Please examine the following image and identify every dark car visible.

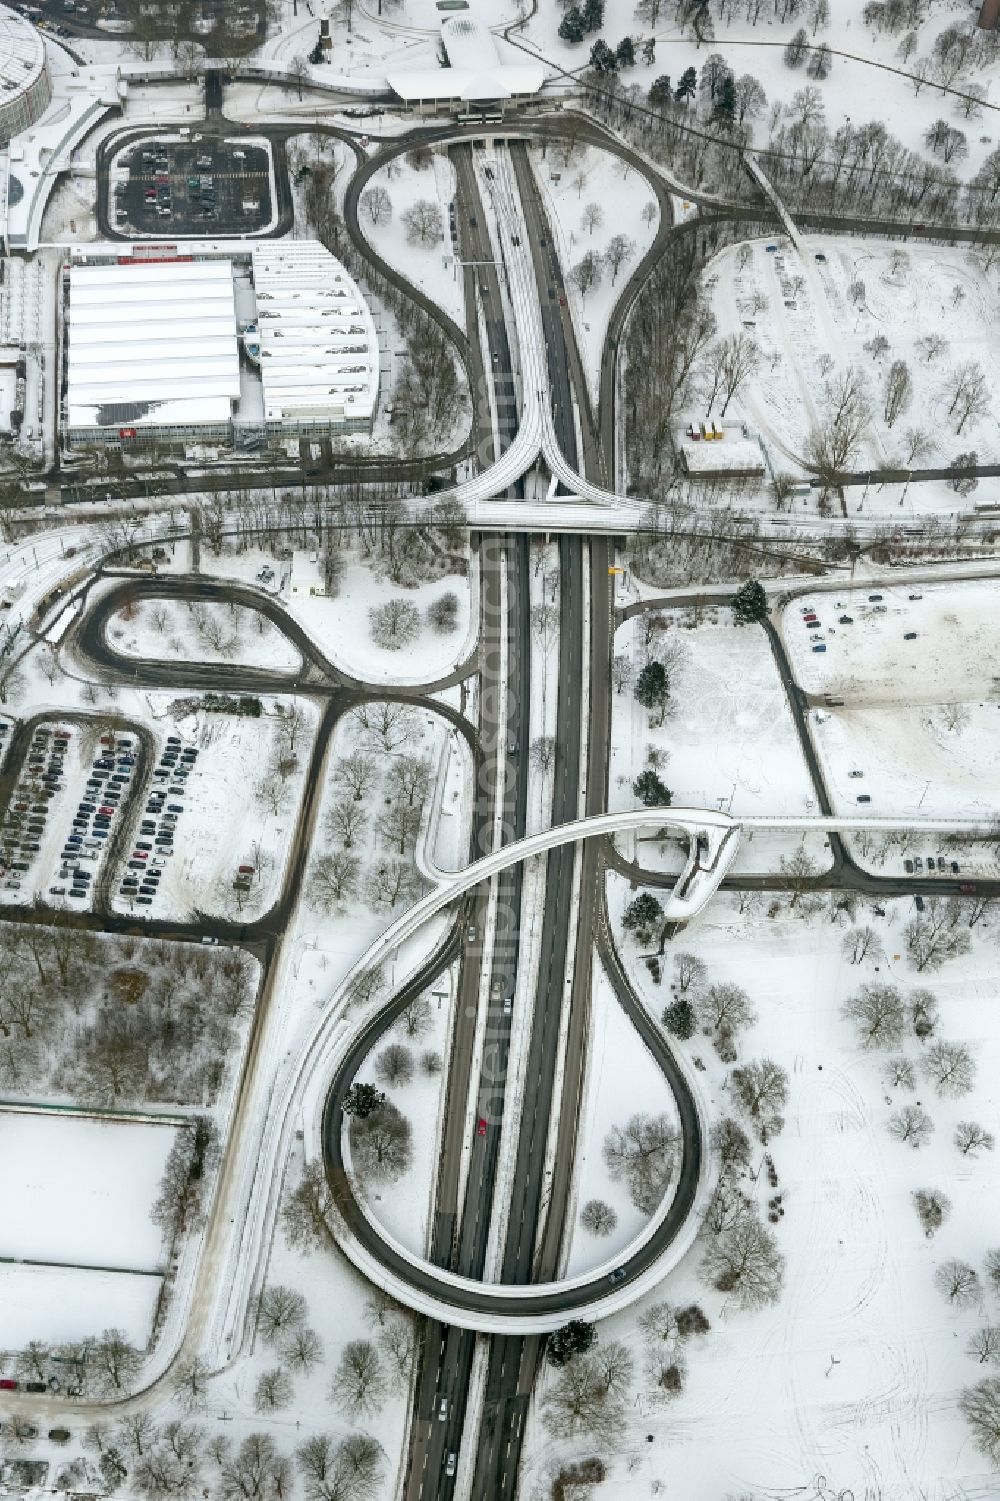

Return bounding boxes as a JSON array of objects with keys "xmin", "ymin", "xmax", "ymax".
[{"xmin": 838, "ymin": 614, "xmax": 853, "ymax": 624}]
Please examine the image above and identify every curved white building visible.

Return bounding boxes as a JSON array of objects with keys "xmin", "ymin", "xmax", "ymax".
[{"xmin": 0, "ymin": 6, "xmax": 50, "ymax": 144}]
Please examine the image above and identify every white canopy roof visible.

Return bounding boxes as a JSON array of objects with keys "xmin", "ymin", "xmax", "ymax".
[{"xmin": 387, "ymin": 14, "xmax": 544, "ymax": 103}]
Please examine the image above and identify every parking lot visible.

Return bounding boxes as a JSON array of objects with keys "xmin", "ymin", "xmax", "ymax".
[{"xmin": 112, "ymin": 138, "xmax": 272, "ymax": 238}]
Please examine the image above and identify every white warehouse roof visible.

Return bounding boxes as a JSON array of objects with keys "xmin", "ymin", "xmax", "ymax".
[
  {"xmin": 251, "ymin": 241, "xmax": 378, "ymax": 427},
  {"xmin": 67, "ymin": 259, "xmax": 239, "ymax": 430},
  {"xmin": 386, "ymin": 14, "xmax": 544, "ymax": 103}
]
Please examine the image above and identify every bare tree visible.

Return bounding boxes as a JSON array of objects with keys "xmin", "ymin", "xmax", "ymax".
[
  {"xmin": 604, "ymin": 233, "xmax": 637, "ymax": 283},
  {"xmin": 349, "ymin": 1101, "xmax": 413, "ymax": 1181},
  {"xmin": 281, "ymin": 1326, "xmax": 323, "ymax": 1374},
  {"xmin": 173, "ymin": 1357, "xmax": 211, "ymax": 1412},
  {"xmin": 581, "ymin": 201, "xmax": 605, "ymax": 235},
  {"xmin": 326, "ymin": 801, "xmax": 367, "ymax": 849},
  {"xmin": 699, "ymin": 1213, "xmax": 785, "ymax": 1309},
  {"xmin": 912, "ymin": 1187, "xmax": 951, "ymax": 1236},
  {"xmin": 882, "ymin": 359, "xmax": 912, "ymax": 428},
  {"xmin": 924, "ymin": 1039, "xmax": 975, "ymax": 1098},
  {"xmin": 281, "ymin": 1161, "xmax": 334, "ymax": 1252},
  {"xmin": 335, "ymin": 751, "xmax": 376, "ymax": 803},
  {"xmin": 905, "ymin": 900, "xmax": 972, "ymax": 971},
  {"xmin": 257, "ymin": 1286, "xmax": 307, "ymax": 1345},
  {"xmin": 730, "ymin": 1058, "xmax": 789, "ymax": 1140},
  {"xmin": 843, "ymin": 982, "xmax": 905, "ymax": 1049},
  {"xmin": 377, "ymin": 1317, "xmax": 417, "ymax": 1392},
  {"xmin": 955, "ymin": 1121, "xmax": 995, "ymax": 1156},
  {"xmin": 947, "ymin": 360, "xmax": 989, "ymax": 435},
  {"xmin": 936, "ymin": 1259, "xmax": 980, "ymax": 1307},
  {"xmin": 673, "ymin": 952, "xmax": 707, "ymax": 994},
  {"xmin": 309, "ymin": 851, "xmax": 360, "ymax": 909},
  {"xmin": 698, "ymin": 981, "xmax": 756, "ymax": 1040},
  {"xmin": 386, "ymin": 754, "xmax": 431, "ymax": 807},
  {"xmin": 330, "ymin": 1340, "xmax": 387, "ymax": 1418},
  {"xmin": 370, "ymin": 599, "xmax": 421, "ymax": 651},
  {"xmin": 580, "ymin": 1199, "xmax": 617, "ymax": 1236},
  {"xmin": 400, "ymin": 995, "xmax": 432, "ymax": 1040},
  {"xmin": 542, "ymin": 1356, "xmax": 625, "ymax": 1444},
  {"xmin": 254, "ymin": 1367, "xmax": 293, "ymax": 1412},
  {"xmin": 842, "ymin": 925, "xmax": 883, "ymax": 965},
  {"xmin": 374, "ymin": 1043, "xmax": 413, "ymax": 1087},
  {"xmin": 571, "ymin": 249, "xmax": 604, "ymax": 297},
  {"xmin": 883, "ymin": 1056, "xmax": 915, "ymax": 1091},
  {"xmin": 806, "ymin": 367, "xmax": 870, "ymax": 477},
  {"xmin": 911, "ymin": 987, "xmax": 939, "ymax": 1042},
  {"xmin": 887, "ymin": 1104, "xmax": 933, "ymax": 1148},
  {"xmin": 603, "ymin": 1113, "xmax": 680, "ymax": 1213},
  {"xmin": 402, "ymin": 200, "xmax": 443, "ymax": 246},
  {"xmin": 968, "ymin": 1329, "xmax": 1000, "ymax": 1366},
  {"xmin": 360, "ymin": 185, "xmax": 392, "ymax": 225},
  {"xmin": 219, "ymin": 1435, "xmax": 292, "ymax": 1501}
]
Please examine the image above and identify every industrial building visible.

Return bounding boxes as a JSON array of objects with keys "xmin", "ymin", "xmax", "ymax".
[{"xmin": 63, "ymin": 239, "xmax": 380, "ymax": 449}]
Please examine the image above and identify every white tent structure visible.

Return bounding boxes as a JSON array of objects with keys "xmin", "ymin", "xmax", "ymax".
[{"xmin": 386, "ymin": 14, "xmax": 545, "ymax": 112}]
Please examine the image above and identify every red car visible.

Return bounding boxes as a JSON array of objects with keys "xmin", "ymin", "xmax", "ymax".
[
  {"xmin": 99, "ymin": 806, "xmax": 115, "ymax": 817},
  {"xmin": 0, "ymin": 1378, "xmax": 17, "ymax": 1390},
  {"xmin": 476, "ymin": 1117, "xmax": 487, "ymax": 1137}
]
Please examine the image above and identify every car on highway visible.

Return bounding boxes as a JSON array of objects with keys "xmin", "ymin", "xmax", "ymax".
[
  {"xmin": 607, "ymin": 1266, "xmax": 627, "ymax": 1284},
  {"xmin": 960, "ymin": 882, "xmax": 977, "ymax": 894},
  {"xmin": 476, "ymin": 1117, "xmax": 487, "ymax": 1137},
  {"xmin": 437, "ymin": 1396, "xmax": 448, "ymax": 1421},
  {"xmin": 445, "ymin": 1454, "xmax": 457, "ymax": 1478}
]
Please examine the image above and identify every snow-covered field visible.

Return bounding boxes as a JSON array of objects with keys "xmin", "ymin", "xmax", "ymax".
[
  {"xmin": 525, "ymin": 884, "xmax": 1000, "ymax": 1497},
  {"xmin": 286, "ymin": 556, "xmax": 475, "ymax": 686},
  {"xmin": 0, "ymin": 1112, "xmax": 177, "ymax": 1349},
  {"xmin": 108, "ymin": 599, "xmax": 301, "ymax": 673},
  {"xmin": 0, "ymin": 1264, "xmax": 163, "ymax": 1351},
  {"xmin": 712, "ymin": 235, "xmax": 1000, "ymax": 474},
  {"xmin": 529, "ymin": 143, "xmax": 658, "ymax": 403},
  {"xmin": 611, "ymin": 607, "xmax": 816, "ymax": 817},
  {"xmin": 357, "ymin": 151, "xmax": 465, "ymax": 326},
  {"xmin": 783, "ymin": 580, "xmax": 1000, "ymax": 822},
  {"xmin": 566, "ymin": 964, "xmax": 681, "ymax": 1277},
  {"xmin": 0, "ymin": 1112, "xmax": 176, "ymax": 1271}
]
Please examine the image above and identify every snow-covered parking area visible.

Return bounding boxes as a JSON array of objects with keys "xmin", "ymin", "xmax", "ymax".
[
  {"xmin": 784, "ymin": 582, "xmax": 1000, "ymax": 820},
  {"xmin": 0, "ymin": 1111, "xmax": 177, "ymax": 1348},
  {"xmin": 111, "ymin": 700, "xmax": 317, "ymax": 922}
]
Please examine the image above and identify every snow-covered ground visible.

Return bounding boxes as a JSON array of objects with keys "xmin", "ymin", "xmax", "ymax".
[
  {"xmin": 0, "ymin": 1263, "xmax": 163, "ymax": 1351},
  {"xmin": 354, "ymin": 973, "xmax": 454, "ymax": 1259},
  {"xmin": 286, "ymin": 555, "xmax": 475, "ymax": 686},
  {"xmin": 781, "ymin": 580, "xmax": 1000, "ymax": 825},
  {"xmin": 521, "ymin": 0, "xmax": 1000, "ymax": 181},
  {"xmin": 0, "ymin": 1111, "xmax": 176, "ymax": 1271},
  {"xmin": 565, "ymin": 963, "xmax": 681, "ymax": 1277},
  {"xmin": 356, "ymin": 151, "xmax": 465, "ymax": 326},
  {"xmin": 524, "ymin": 882, "xmax": 1000, "ymax": 1497},
  {"xmin": 529, "ymin": 143, "xmax": 658, "ymax": 403},
  {"xmin": 108, "ymin": 599, "xmax": 301, "ymax": 673},
  {"xmin": 0, "ymin": 1112, "xmax": 177, "ymax": 1349},
  {"xmin": 711, "ymin": 235, "xmax": 1000, "ymax": 476},
  {"xmin": 611, "ymin": 607, "xmax": 816, "ymax": 817}
]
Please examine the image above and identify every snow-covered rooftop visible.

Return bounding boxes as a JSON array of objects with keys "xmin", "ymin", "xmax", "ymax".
[
  {"xmin": 250, "ymin": 240, "xmax": 378, "ymax": 427},
  {"xmin": 386, "ymin": 14, "xmax": 544, "ymax": 103},
  {"xmin": 0, "ymin": 7, "xmax": 45, "ymax": 106},
  {"xmin": 67, "ymin": 259, "xmax": 240, "ymax": 430}
]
